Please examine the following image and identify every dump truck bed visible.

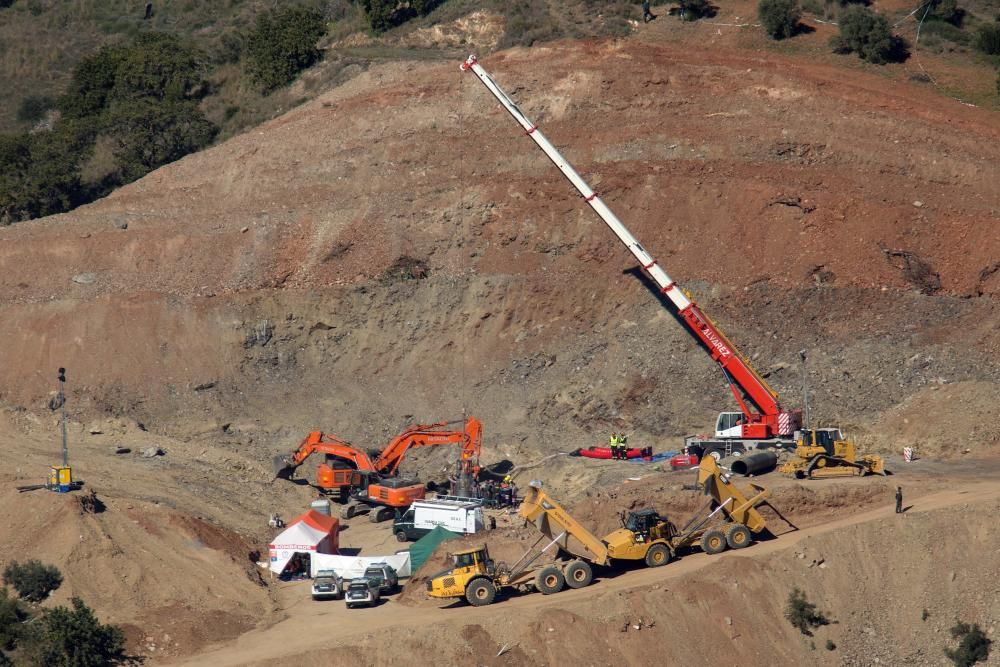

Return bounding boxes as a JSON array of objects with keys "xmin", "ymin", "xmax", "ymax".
[{"xmin": 518, "ymin": 483, "xmax": 610, "ymax": 566}]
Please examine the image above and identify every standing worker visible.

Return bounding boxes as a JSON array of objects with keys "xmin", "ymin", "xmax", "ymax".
[
  {"xmin": 619, "ymin": 432, "xmax": 629, "ymax": 459},
  {"xmin": 609, "ymin": 433, "xmax": 619, "ymax": 459},
  {"xmin": 895, "ymin": 486, "xmax": 903, "ymax": 514}
]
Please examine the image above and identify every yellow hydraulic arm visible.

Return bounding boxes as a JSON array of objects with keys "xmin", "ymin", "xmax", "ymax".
[
  {"xmin": 519, "ymin": 482, "xmax": 611, "ymax": 566},
  {"xmin": 696, "ymin": 456, "xmax": 770, "ymax": 533}
]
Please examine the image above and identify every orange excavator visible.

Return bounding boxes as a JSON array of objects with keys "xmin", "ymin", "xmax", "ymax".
[{"xmin": 272, "ymin": 417, "xmax": 484, "ymax": 522}]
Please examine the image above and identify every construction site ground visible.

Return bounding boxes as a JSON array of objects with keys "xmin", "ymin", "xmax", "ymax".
[{"xmin": 1, "ymin": 0, "xmax": 998, "ymax": 664}]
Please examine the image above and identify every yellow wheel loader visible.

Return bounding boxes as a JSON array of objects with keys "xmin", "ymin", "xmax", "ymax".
[
  {"xmin": 426, "ymin": 457, "xmax": 773, "ymax": 606},
  {"xmin": 779, "ymin": 428, "xmax": 885, "ymax": 479}
]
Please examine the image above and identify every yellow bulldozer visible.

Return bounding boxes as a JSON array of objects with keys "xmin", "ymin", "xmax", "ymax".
[
  {"xmin": 425, "ymin": 457, "xmax": 773, "ymax": 606},
  {"xmin": 779, "ymin": 428, "xmax": 885, "ymax": 479}
]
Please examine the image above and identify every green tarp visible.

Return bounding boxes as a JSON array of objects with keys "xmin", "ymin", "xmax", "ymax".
[{"xmin": 409, "ymin": 526, "xmax": 461, "ymax": 571}]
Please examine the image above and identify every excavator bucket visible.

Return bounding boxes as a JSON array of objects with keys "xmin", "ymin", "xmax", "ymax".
[{"xmin": 272, "ymin": 454, "xmax": 295, "ymax": 480}]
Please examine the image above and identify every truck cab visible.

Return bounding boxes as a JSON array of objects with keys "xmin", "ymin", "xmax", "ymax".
[
  {"xmin": 393, "ymin": 498, "xmax": 485, "ymax": 542},
  {"xmin": 605, "ymin": 509, "xmax": 678, "ymax": 562},
  {"xmin": 425, "ymin": 546, "xmax": 493, "ymax": 599}
]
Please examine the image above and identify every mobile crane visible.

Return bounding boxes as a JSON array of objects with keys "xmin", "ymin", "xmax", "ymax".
[
  {"xmin": 272, "ymin": 417, "xmax": 485, "ymax": 522},
  {"xmin": 459, "ymin": 55, "xmax": 880, "ymax": 471}
]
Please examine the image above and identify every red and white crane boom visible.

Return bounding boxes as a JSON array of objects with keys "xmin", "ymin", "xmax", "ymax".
[{"xmin": 460, "ymin": 55, "xmax": 800, "ymax": 441}]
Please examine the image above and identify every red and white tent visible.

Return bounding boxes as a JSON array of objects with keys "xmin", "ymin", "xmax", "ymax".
[{"xmin": 268, "ymin": 509, "xmax": 339, "ymax": 575}]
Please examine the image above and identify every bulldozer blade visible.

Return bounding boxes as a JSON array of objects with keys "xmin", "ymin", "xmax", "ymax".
[{"xmin": 272, "ymin": 455, "xmax": 295, "ymax": 480}]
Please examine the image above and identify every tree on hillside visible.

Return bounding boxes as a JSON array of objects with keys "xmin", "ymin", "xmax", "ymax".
[
  {"xmin": 103, "ymin": 98, "xmax": 217, "ymax": 183},
  {"xmin": 679, "ymin": 0, "xmax": 715, "ymax": 21},
  {"xmin": 58, "ymin": 43, "xmax": 131, "ymax": 121},
  {"xmin": 1, "ymin": 32, "xmax": 218, "ymax": 224},
  {"xmin": 976, "ymin": 23, "xmax": 1000, "ymax": 55},
  {"xmin": 924, "ymin": 0, "xmax": 962, "ymax": 26},
  {"xmin": 759, "ymin": 0, "xmax": 802, "ymax": 39},
  {"xmin": 20, "ymin": 597, "xmax": 126, "ymax": 667},
  {"xmin": 0, "ymin": 588, "xmax": 26, "ymax": 651},
  {"xmin": 831, "ymin": 5, "xmax": 905, "ymax": 64},
  {"xmin": 2, "ymin": 561, "xmax": 63, "ymax": 603},
  {"xmin": 245, "ymin": 6, "xmax": 327, "ymax": 93},
  {"xmin": 0, "ymin": 120, "xmax": 93, "ymax": 224}
]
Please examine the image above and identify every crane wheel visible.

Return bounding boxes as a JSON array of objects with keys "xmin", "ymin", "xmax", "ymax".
[
  {"xmin": 644, "ymin": 543, "xmax": 671, "ymax": 568},
  {"xmin": 535, "ymin": 566, "xmax": 565, "ymax": 595},
  {"xmin": 563, "ymin": 560, "xmax": 593, "ymax": 588},
  {"xmin": 725, "ymin": 524, "xmax": 752, "ymax": 549},
  {"xmin": 701, "ymin": 529, "xmax": 728, "ymax": 555},
  {"xmin": 465, "ymin": 578, "xmax": 497, "ymax": 607}
]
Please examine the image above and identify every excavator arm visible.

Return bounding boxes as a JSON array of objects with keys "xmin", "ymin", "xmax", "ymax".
[
  {"xmin": 372, "ymin": 417, "xmax": 483, "ymax": 476},
  {"xmin": 272, "ymin": 431, "xmax": 377, "ymax": 480}
]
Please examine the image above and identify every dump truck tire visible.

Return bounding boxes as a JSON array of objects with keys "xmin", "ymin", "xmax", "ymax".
[
  {"xmin": 564, "ymin": 560, "xmax": 593, "ymax": 588},
  {"xmin": 725, "ymin": 524, "xmax": 752, "ymax": 549},
  {"xmin": 395, "ymin": 530, "xmax": 408, "ymax": 542},
  {"xmin": 644, "ymin": 543, "xmax": 671, "ymax": 568},
  {"xmin": 701, "ymin": 529, "xmax": 727, "ymax": 555},
  {"xmin": 535, "ymin": 566, "xmax": 565, "ymax": 594},
  {"xmin": 465, "ymin": 578, "xmax": 497, "ymax": 607}
]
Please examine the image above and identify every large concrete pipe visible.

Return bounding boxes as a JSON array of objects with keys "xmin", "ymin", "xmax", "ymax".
[{"xmin": 730, "ymin": 451, "xmax": 777, "ymax": 476}]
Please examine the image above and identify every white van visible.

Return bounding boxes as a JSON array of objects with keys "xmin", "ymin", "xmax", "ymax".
[{"xmin": 392, "ymin": 498, "xmax": 484, "ymax": 542}]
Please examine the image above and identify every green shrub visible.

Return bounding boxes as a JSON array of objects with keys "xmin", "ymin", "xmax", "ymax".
[
  {"xmin": 0, "ymin": 588, "xmax": 26, "ymax": 651},
  {"xmin": 104, "ymin": 98, "xmax": 217, "ymax": 183},
  {"xmin": 20, "ymin": 597, "xmax": 125, "ymax": 667},
  {"xmin": 680, "ymin": 0, "xmax": 714, "ymax": 20},
  {"xmin": 921, "ymin": 19, "xmax": 970, "ymax": 45},
  {"xmin": 831, "ymin": 6, "xmax": 898, "ymax": 63},
  {"xmin": 0, "ymin": 125, "xmax": 90, "ymax": 224},
  {"xmin": 2, "ymin": 561, "xmax": 63, "ymax": 603},
  {"xmin": 16, "ymin": 95, "xmax": 55, "ymax": 123},
  {"xmin": 800, "ymin": 0, "xmax": 823, "ymax": 14},
  {"xmin": 759, "ymin": 0, "xmax": 802, "ymax": 39},
  {"xmin": 826, "ymin": 639, "xmax": 837, "ymax": 650},
  {"xmin": 784, "ymin": 588, "xmax": 830, "ymax": 636},
  {"xmin": 976, "ymin": 23, "xmax": 1000, "ymax": 55},
  {"xmin": 245, "ymin": 6, "xmax": 326, "ymax": 92},
  {"xmin": 945, "ymin": 622, "xmax": 991, "ymax": 667},
  {"xmin": 925, "ymin": 0, "xmax": 962, "ymax": 25}
]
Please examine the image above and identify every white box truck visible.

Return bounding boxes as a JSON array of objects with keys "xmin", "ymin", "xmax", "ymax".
[{"xmin": 392, "ymin": 498, "xmax": 484, "ymax": 542}]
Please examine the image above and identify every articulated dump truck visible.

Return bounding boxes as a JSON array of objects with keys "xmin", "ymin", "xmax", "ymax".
[{"xmin": 425, "ymin": 457, "xmax": 772, "ymax": 606}]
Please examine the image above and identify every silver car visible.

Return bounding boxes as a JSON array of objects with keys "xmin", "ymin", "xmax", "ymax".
[
  {"xmin": 344, "ymin": 578, "xmax": 381, "ymax": 609},
  {"xmin": 311, "ymin": 569, "xmax": 344, "ymax": 601}
]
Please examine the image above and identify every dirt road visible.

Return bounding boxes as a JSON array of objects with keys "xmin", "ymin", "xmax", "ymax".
[{"xmin": 171, "ymin": 479, "xmax": 1000, "ymax": 666}]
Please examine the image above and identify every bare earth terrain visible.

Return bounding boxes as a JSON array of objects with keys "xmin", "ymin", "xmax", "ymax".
[{"xmin": 1, "ymin": 3, "xmax": 998, "ymax": 665}]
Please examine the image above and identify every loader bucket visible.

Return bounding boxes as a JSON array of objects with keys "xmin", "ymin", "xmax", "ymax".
[{"xmin": 272, "ymin": 454, "xmax": 295, "ymax": 480}]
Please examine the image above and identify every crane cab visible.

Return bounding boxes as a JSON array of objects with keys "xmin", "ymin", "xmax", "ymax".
[{"xmin": 714, "ymin": 412, "xmax": 745, "ymax": 438}]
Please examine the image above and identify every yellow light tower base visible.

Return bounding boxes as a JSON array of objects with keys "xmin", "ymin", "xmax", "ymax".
[{"xmin": 49, "ymin": 466, "xmax": 73, "ymax": 493}]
